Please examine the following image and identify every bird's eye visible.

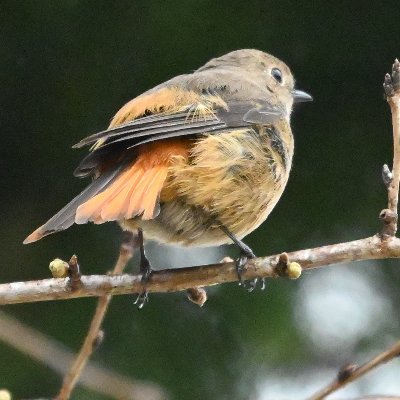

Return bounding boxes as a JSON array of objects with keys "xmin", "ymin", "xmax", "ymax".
[{"xmin": 271, "ymin": 68, "xmax": 283, "ymax": 84}]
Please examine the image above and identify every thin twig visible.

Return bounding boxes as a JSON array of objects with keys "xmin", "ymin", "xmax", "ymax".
[
  {"xmin": 381, "ymin": 59, "xmax": 400, "ymax": 236},
  {"xmin": 343, "ymin": 396, "xmax": 400, "ymax": 400},
  {"xmin": 0, "ymin": 311, "xmax": 165, "ymax": 400},
  {"xmin": 387, "ymin": 61, "xmax": 400, "ymax": 215},
  {"xmin": 349, "ymin": 397, "xmax": 400, "ymax": 400},
  {"xmin": 56, "ymin": 232, "xmax": 142, "ymax": 400},
  {"xmin": 307, "ymin": 341, "xmax": 400, "ymax": 400},
  {"xmin": 1, "ymin": 234, "xmax": 400, "ymax": 305},
  {"xmin": 307, "ymin": 58, "xmax": 400, "ymax": 400}
]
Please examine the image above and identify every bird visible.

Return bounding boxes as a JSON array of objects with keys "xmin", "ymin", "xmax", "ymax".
[{"xmin": 24, "ymin": 49, "xmax": 312, "ymax": 305}]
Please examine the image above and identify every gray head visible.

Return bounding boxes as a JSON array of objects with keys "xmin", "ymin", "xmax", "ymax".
[{"xmin": 197, "ymin": 49, "xmax": 312, "ymax": 110}]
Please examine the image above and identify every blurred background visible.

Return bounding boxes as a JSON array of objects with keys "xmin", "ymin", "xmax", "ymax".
[{"xmin": 1, "ymin": 1, "xmax": 400, "ymax": 399}]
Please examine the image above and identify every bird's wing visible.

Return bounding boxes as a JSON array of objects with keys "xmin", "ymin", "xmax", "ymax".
[{"xmin": 73, "ymin": 83, "xmax": 284, "ymax": 177}]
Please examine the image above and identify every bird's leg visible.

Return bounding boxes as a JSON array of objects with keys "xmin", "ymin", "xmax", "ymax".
[
  {"xmin": 218, "ymin": 224, "xmax": 265, "ymax": 291},
  {"xmin": 133, "ymin": 228, "xmax": 152, "ymax": 309}
]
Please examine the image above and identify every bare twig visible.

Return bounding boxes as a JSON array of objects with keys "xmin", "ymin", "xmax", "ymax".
[
  {"xmin": 56, "ymin": 232, "xmax": 143, "ymax": 400},
  {"xmin": 307, "ymin": 58, "xmax": 400, "ymax": 400},
  {"xmin": 1, "ymin": 234, "xmax": 400, "ymax": 305},
  {"xmin": 0, "ymin": 311, "xmax": 165, "ymax": 400},
  {"xmin": 342, "ymin": 397, "xmax": 400, "ymax": 400},
  {"xmin": 307, "ymin": 341, "xmax": 400, "ymax": 400},
  {"xmin": 381, "ymin": 59, "xmax": 400, "ymax": 236}
]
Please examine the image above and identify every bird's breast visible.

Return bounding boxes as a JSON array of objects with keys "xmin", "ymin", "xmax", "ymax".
[{"xmin": 131, "ymin": 124, "xmax": 294, "ymax": 246}]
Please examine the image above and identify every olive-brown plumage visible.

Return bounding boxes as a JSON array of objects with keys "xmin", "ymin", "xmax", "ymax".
[{"xmin": 24, "ymin": 49, "xmax": 311, "ymax": 256}]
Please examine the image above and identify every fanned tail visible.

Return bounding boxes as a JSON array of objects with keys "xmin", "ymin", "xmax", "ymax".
[{"xmin": 24, "ymin": 140, "xmax": 189, "ymax": 244}]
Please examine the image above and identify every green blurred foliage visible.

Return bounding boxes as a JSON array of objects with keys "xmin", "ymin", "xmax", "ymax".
[{"xmin": 1, "ymin": 1, "xmax": 400, "ymax": 399}]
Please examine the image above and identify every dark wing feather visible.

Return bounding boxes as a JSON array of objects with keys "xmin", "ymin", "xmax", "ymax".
[
  {"xmin": 73, "ymin": 111, "xmax": 192, "ymax": 149},
  {"xmin": 73, "ymin": 100, "xmax": 284, "ymax": 177},
  {"xmin": 74, "ymin": 145, "xmax": 120, "ymax": 178}
]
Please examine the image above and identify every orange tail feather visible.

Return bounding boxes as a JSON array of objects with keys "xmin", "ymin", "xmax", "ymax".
[
  {"xmin": 75, "ymin": 166, "xmax": 136, "ymax": 224},
  {"xmin": 99, "ymin": 171, "xmax": 142, "ymax": 221},
  {"xmin": 76, "ymin": 164, "xmax": 169, "ymax": 224},
  {"xmin": 141, "ymin": 168, "xmax": 168, "ymax": 220}
]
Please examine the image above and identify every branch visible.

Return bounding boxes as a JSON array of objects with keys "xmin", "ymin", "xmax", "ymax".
[
  {"xmin": 381, "ymin": 58, "xmax": 400, "ymax": 236},
  {"xmin": 0, "ymin": 311, "xmax": 165, "ymax": 400},
  {"xmin": 307, "ymin": 340, "xmax": 400, "ymax": 400},
  {"xmin": 1, "ymin": 234, "xmax": 400, "ymax": 305},
  {"xmin": 343, "ymin": 397, "xmax": 400, "ymax": 400},
  {"xmin": 56, "ymin": 232, "xmax": 141, "ymax": 400},
  {"xmin": 306, "ymin": 58, "xmax": 400, "ymax": 400}
]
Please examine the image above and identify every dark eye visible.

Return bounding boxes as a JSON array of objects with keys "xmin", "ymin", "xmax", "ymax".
[{"xmin": 271, "ymin": 68, "xmax": 283, "ymax": 84}]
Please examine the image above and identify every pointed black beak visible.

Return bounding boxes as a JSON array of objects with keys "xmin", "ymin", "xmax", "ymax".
[{"xmin": 292, "ymin": 89, "xmax": 313, "ymax": 103}]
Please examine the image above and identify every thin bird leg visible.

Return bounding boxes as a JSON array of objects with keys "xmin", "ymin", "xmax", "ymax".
[
  {"xmin": 218, "ymin": 224, "xmax": 265, "ymax": 291},
  {"xmin": 133, "ymin": 228, "xmax": 152, "ymax": 308}
]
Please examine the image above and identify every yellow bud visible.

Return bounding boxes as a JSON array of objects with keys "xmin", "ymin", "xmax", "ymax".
[
  {"xmin": 49, "ymin": 258, "xmax": 69, "ymax": 278},
  {"xmin": 287, "ymin": 262, "xmax": 302, "ymax": 279},
  {"xmin": 0, "ymin": 389, "xmax": 12, "ymax": 400}
]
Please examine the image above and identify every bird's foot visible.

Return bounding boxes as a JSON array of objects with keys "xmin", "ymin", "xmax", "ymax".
[
  {"xmin": 134, "ymin": 289, "xmax": 149, "ymax": 309},
  {"xmin": 236, "ymin": 249, "xmax": 266, "ymax": 292},
  {"xmin": 134, "ymin": 245, "xmax": 152, "ymax": 309},
  {"xmin": 217, "ymin": 222, "xmax": 265, "ymax": 291}
]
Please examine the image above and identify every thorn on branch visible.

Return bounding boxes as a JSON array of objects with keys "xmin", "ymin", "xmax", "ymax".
[
  {"xmin": 186, "ymin": 287, "xmax": 207, "ymax": 307},
  {"xmin": 92, "ymin": 329, "xmax": 105, "ymax": 350},
  {"xmin": 337, "ymin": 363, "xmax": 358, "ymax": 382},
  {"xmin": 379, "ymin": 208, "xmax": 397, "ymax": 223},
  {"xmin": 382, "ymin": 164, "xmax": 393, "ymax": 188},
  {"xmin": 275, "ymin": 252, "xmax": 289, "ymax": 276},
  {"xmin": 379, "ymin": 209, "xmax": 398, "ymax": 237},
  {"xmin": 68, "ymin": 255, "xmax": 82, "ymax": 292}
]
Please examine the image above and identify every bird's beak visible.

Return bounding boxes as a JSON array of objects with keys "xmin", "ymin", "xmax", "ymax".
[{"xmin": 292, "ymin": 89, "xmax": 313, "ymax": 103}]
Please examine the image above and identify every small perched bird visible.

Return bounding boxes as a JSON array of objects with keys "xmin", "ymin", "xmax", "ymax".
[{"xmin": 24, "ymin": 49, "xmax": 311, "ymax": 304}]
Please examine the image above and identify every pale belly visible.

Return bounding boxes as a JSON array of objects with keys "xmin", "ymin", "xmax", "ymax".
[{"xmin": 122, "ymin": 128, "xmax": 293, "ymax": 246}]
